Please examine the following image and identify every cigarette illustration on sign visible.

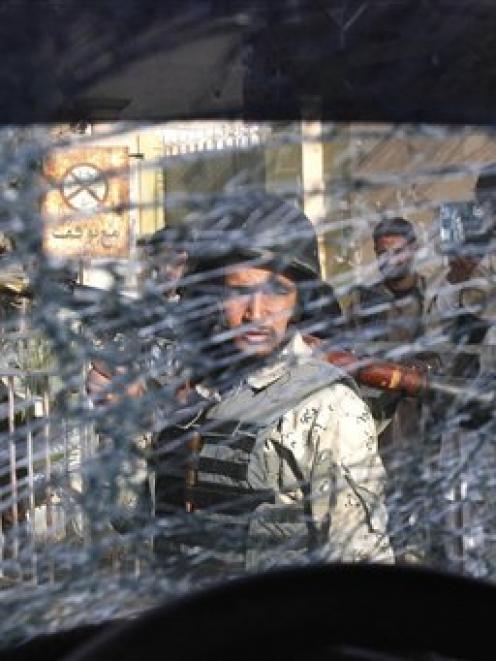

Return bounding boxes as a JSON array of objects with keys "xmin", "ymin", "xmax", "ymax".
[
  {"xmin": 42, "ymin": 146, "xmax": 130, "ymax": 259},
  {"xmin": 61, "ymin": 164, "xmax": 108, "ymax": 212}
]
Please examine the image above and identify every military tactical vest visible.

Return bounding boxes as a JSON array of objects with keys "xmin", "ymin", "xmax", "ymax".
[
  {"xmin": 153, "ymin": 358, "xmax": 356, "ymax": 571},
  {"xmin": 351, "ymin": 279, "xmax": 425, "ymax": 343}
]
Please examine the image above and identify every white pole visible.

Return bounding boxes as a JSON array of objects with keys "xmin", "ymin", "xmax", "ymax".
[{"xmin": 301, "ymin": 115, "xmax": 328, "ymax": 280}]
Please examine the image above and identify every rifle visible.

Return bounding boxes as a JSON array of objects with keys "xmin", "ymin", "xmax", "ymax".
[{"xmin": 303, "ymin": 335, "xmax": 494, "ymax": 406}]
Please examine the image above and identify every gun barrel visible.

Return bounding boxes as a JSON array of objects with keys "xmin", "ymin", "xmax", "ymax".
[{"xmin": 427, "ymin": 375, "xmax": 495, "ymax": 405}]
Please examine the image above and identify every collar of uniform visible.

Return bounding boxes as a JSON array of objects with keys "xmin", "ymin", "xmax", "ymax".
[
  {"xmin": 245, "ymin": 332, "xmax": 312, "ymax": 391},
  {"xmin": 372, "ymin": 274, "xmax": 425, "ymax": 299}
]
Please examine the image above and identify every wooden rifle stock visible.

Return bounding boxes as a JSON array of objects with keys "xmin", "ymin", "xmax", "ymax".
[{"xmin": 303, "ymin": 335, "xmax": 428, "ymax": 397}]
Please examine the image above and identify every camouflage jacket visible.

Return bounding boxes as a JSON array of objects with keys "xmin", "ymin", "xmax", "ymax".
[
  {"xmin": 349, "ymin": 277, "xmax": 425, "ymax": 345},
  {"xmin": 346, "ymin": 278, "xmax": 427, "ymax": 443},
  {"xmin": 154, "ymin": 333, "xmax": 393, "ymax": 571},
  {"xmin": 425, "ymin": 256, "xmax": 496, "ymax": 377}
]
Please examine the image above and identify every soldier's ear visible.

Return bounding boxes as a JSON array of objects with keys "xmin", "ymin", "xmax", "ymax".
[
  {"xmin": 211, "ymin": 293, "xmax": 230, "ymax": 334},
  {"xmin": 289, "ymin": 286, "xmax": 305, "ymax": 325}
]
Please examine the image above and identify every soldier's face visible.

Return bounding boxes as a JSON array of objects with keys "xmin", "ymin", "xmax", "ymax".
[
  {"xmin": 158, "ymin": 250, "xmax": 187, "ymax": 285},
  {"xmin": 375, "ymin": 235, "xmax": 415, "ymax": 280},
  {"xmin": 223, "ymin": 266, "xmax": 298, "ymax": 356},
  {"xmin": 148, "ymin": 249, "xmax": 187, "ymax": 300}
]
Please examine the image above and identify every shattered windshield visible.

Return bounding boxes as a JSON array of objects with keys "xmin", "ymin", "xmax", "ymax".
[{"xmin": 0, "ymin": 120, "xmax": 495, "ymax": 645}]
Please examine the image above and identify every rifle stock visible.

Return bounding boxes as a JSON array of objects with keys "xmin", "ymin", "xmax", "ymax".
[{"xmin": 303, "ymin": 335, "xmax": 494, "ymax": 406}]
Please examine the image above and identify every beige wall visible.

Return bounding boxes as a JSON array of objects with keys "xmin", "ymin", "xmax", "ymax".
[
  {"xmin": 326, "ymin": 125, "xmax": 496, "ymax": 289},
  {"xmin": 50, "ymin": 122, "xmax": 496, "ymax": 293},
  {"xmin": 91, "ymin": 123, "xmax": 166, "ymax": 238}
]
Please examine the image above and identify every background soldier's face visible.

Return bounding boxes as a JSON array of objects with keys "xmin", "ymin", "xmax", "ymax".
[
  {"xmin": 157, "ymin": 250, "xmax": 187, "ymax": 285},
  {"xmin": 223, "ymin": 266, "xmax": 298, "ymax": 357},
  {"xmin": 374, "ymin": 234, "xmax": 416, "ymax": 281},
  {"xmin": 144, "ymin": 249, "xmax": 187, "ymax": 300}
]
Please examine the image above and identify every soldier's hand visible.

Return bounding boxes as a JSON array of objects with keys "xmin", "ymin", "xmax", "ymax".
[
  {"xmin": 447, "ymin": 256, "xmax": 478, "ymax": 283},
  {"xmin": 87, "ymin": 361, "xmax": 115, "ymax": 405},
  {"xmin": 87, "ymin": 361, "xmax": 146, "ymax": 405}
]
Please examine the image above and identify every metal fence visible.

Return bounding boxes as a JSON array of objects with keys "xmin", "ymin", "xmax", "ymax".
[{"xmin": 0, "ymin": 362, "xmax": 83, "ymax": 584}]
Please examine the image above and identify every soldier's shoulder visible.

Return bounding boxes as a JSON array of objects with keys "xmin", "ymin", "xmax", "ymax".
[
  {"xmin": 286, "ymin": 357, "xmax": 355, "ymax": 396},
  {"xmin": 318, "ymin": 381, "xmax": 373, "ymax": 419},
  {"xmin": 293, "ymin": 376, "xmax": 364, "ymax": 415},
  {"xmin": 350, "ymin": 282, "xmax": 393, "ymax": 311}
]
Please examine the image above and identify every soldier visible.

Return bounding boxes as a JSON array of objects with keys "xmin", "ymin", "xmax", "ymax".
[
  {"xmin": 151, "ymin": 192, "xmax": 393, "ymax": 581},
  {"xmin": 427, "ymin": 173, "xmax": 496, "ymax": 375},
  {"xmin": 351, "ymin": 217, "xmax": 425, "ymax": 346},
  {"xmin": 348, "ymin": 216, "xmax": 430, "ymax": 455},
  {"xmin": 137, "ymin": 230, "xmax": 187, "ymax": 303},
  {"xmin": 349, "ymin": 217, "xmax": 432, "ymax": 563},
  {"xmin": 85, "ymin": 230, "xmax": 190, "ymax": 533},
  {"xmin": 88, "ymin": 229, "xmax": 188, "ymax": 401},
  {"xmin": 426, "ymin": 174, "xmax": 496, "ymax": 577}
]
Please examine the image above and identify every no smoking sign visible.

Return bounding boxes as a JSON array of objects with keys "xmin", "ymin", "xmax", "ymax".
[
  {"xmin": 61, "ymin": 164, "xmax": 108, "ymax": 211},
  {"xmin": 43, "ymin": 146, "xmax": 130, "ymax": 259}
]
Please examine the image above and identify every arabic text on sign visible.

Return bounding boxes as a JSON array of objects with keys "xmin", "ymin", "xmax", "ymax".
[{"xmin": 51, "ymin": 227, "xmax": 120, "ymax": 247}]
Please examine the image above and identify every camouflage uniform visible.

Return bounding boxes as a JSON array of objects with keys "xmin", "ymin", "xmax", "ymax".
[
  {"xmin": 425, "ymin": 255, "xmax": 496, "ymax": 371},
  {"xmin": 349, "ymin": 278, "xmax": 427, "ymax": 441},
  {"xmin": 147, "ymin": 193, "xmax": 393, "ymax": 577},
  {"xmin": 154, "ymin": 332, "xmax": 393, "ymax": 575},
  {"xmin": 350, "ymin": 279, "xmax": 425, "ymax": 345},
  {"xmin": 349, "ymin": 278, "xmax": 429, "ymax": 562}
]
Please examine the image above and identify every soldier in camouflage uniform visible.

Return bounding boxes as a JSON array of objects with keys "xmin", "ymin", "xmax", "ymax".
[
  {"xmin": 349, "ymin": 217, "xmax": 426, "ymax": 438},
  {"xmin": 348, "ymin": 217, "xmax": 433, "ymax": 563},
  {"xmin": 152, "ymin": 193, "xmax": 393, "ymax": 578}
]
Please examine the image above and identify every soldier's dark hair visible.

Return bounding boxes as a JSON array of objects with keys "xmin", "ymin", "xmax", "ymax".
[
  {"xmin": 475, "ymin": 163, "xmax": 496, "ymax": 200},
  {"xmin": 372, "ymin": 217, "xmax": 417, "ymax": 246}
]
